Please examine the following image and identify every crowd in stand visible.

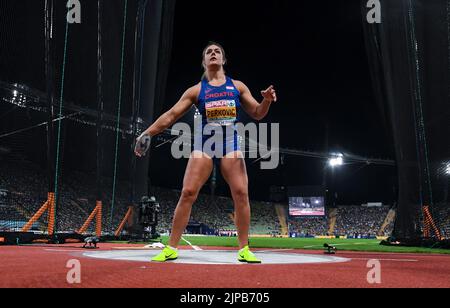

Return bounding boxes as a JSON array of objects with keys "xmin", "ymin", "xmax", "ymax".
[
  {"xmin": 0, "ymin": 161, "xmax": 47, "ymax": 228},
  {"xmin": 0, "ymin": 160, "xmax": 279, "ymax": 235},
  {"xmin": 152, "ymin": 187, "xmax": 279, "ymax": 236},
  {"xmin": 334, "ymin": 206, "xmax": 391, "ymax": 238},
  {"xmin": 436, "ymin": 204, "xmax": 450, "ymax": 239},
  {"xmin": 288, "ymin": 217, "xmax": 328, "ymax": 237},
  {"xmin": 0, "ymin": 160, "xmax": 130, "ymax": 233},
  {"xmin": 0, "ymin": 159, "xmax": 422, "ymax": 239},
  {"xmin": 288, "ymin": 206, "xmax": 395, "ymax": 238}
]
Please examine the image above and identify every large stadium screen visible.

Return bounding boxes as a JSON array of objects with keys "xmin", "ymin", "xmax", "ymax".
[{"xmin": 289, "ymin": 196, "xmax": 325, "ymax": 216}]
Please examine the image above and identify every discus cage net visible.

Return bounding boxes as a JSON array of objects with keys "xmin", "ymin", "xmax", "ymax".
[
  {"xmin": 0, "ymin": 0, "xmax": 151, "ymax": 243},
  {"xmin": 0, "ymin": 0, "xmax": 448, "ymax": 246},
  {"xmin": 363, "ymin": 0, "xmax": 450, "ymax": 244}
]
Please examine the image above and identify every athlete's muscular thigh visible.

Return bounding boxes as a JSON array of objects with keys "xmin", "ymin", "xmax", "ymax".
[{"xmin": 181, "ymin": 151, "xmax": 213, "ymax": 198}]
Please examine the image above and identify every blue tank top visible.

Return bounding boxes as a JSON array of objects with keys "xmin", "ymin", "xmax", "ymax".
[{"xmin": 196, "ymin": 76, "xmax": 241, "ymax": 127}]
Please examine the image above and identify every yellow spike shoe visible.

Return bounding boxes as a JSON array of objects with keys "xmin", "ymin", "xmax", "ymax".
[
  {"xmin": 238, "ymin": 246, "xmax": 262, "ymax": 264},
  {"xmin": 151, "ymin": 246, "xmax": 178, "ymax": 262}
]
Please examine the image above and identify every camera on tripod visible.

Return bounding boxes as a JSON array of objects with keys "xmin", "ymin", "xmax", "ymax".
[{"xmin": 138, "ymin": 196, "xmax": 160, "ymax": 240}]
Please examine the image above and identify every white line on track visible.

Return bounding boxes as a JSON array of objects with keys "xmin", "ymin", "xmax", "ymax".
[
  {"xmin": 351, "ymin": 258, "xmax": 419, "ymax": 262},
  {"xmin": 253, "ymin": 248, "xmax": 419, "ymax": 262},
  {"xmin": 181, "ymin": 237, "xmax": 202, "ymax": 251},
  {"xmin": 45, "ymin": 249, "xmax": 86, "ymax": 252},
  {"xmin": 257, "ymin": 249, "xmax": 296, "ymax": 253},
  {"xmin": 304, "ymin": 242, "xmax": 379, "ymax": 249}
]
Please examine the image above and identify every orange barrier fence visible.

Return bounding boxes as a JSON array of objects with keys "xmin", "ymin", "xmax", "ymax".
[
  {"xmin": 21, "ymin": 192, "xmax": 55, "ymax": 234},
  {"xmin": 77, "ymin": 201, "xmax": 102, "ymax": 237},
  {"xmin": 115, "ymin": 206, "xmax": 133, "ymax": 237},
  {"xmin": 423, "ymin": 205, "xmax": 442, "ymax": 240}
]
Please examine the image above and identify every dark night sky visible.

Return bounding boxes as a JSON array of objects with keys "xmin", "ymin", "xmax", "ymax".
[
  {"xmin": 150, "ymin": 0, "xmax": 396, "ymax": 204},
  {"xmin": 165, "ymin": 0, "xmax": 390, "ymax": 156},
  {"xmin": 0, "ymin": 0, "xmax": 397, "ymax": 205}
]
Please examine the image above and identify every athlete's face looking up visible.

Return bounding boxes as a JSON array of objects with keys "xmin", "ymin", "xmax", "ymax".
[{"xmin": 203, "ymin": 44, "xmax": 226, "ymax": 69}]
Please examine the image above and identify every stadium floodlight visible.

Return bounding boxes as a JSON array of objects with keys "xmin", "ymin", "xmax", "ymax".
[
  {"xmin": 329, "ymin": 154, "xmax": 344, "ymax": 167},
  {"xmin": 446, "ymin": 163, "xmax": 450, "ymax": 175}
]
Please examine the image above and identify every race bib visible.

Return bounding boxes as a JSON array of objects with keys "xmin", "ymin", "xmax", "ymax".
[{"xmin": 205, "ymin": 100, "xmax": 237, "ymax": 125}]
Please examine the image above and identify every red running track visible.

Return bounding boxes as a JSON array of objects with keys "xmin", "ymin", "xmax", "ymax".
[{"xmin": 0, "ymin": 243, "xmax": 449, "ymax": 288}]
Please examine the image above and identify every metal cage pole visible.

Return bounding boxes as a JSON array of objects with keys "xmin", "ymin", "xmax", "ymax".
[
  {"xmin": 95, "ymin": 0, "xmax": 104, "ymax": 236},
  {"xmin": 128, "ymin": 0, "xmax": 148, "ymax": 235},
  {"xmin": 45, "ymin": 0, "xmax": 56, "ymax": 236}
]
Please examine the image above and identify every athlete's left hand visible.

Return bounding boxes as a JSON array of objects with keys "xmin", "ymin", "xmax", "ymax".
[{"xmin": 261, "ymin": 85, "xmax": 277, "ymax": 103}]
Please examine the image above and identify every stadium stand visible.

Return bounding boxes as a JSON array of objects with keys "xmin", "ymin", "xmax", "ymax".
[{"xmin": 1, "ymin": 160, "xmax": 399, "ymax": 238}]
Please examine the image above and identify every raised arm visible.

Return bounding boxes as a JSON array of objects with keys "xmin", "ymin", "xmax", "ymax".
[
  {"xmin": 135, "ymin": 84, "xmax": 199, "ymax": 157},
  {"xmin": 235, "ymin": 80, "xmax": 277, "ymax": 121}
]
